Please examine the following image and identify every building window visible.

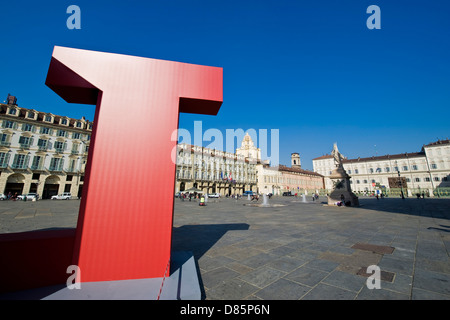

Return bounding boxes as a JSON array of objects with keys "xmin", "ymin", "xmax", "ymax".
[
  {"xmin": 0, "ymin": 133, "xmax": 9, "ymax": 147},
  {"xmin": 412, "ymin": 165, "xmax": 418, "ymax": 170},
  {"xmin": 8, "ymin": 108, "xmax": 16, "ymax": 115},
  {"xmin": 394, "ymin": 166, "xmax": 399, "ymax": 172},
  {"xmin": 431, "ymin": 164, "xmax": 437, "ymax": 169},
  {"xmin": 57, "ymin": 129, "xmax": 67, "ymax": 137},
  {"xmin": 27, "ymin": 112, "xmax": 35, "ymax": 119},
  {"xmin": 37, "ymin": 139, "xmax": 48, "ymax": 150},
  {"xmin": 406, "ymin": 178, "xmax": 411, "ymax": 182},
  {"xmin": 443, "ymin": 177, "xmax": 448, "ymax": 181},
  {"xmin": 45, "ymin": 115, "xmax": 52, "ymax": 122},
  {"xmin": 40, "ymin": 126, "xmax": 51, "ymax": 135},
  {"xmin": 385, "ymin": 167, "xmax": 390, "ymax": 172},
  {"xmin": 31, "ymin": 156, "xmax": 42, "ymax": 170},
  {"xmin": 49, "ymin": 158, "xmax": 64, "ymax": 171},
  {"xmin": 4, "ymin": 120, "xmax": 14, "ymax": 129},
  {"xmin": 355, "ymin": 169, "xmax": 359, "ymax": 174},
  {"xmin": 376, "ymin": 168, "xmax": 381, "ymax": 173},
  {"xmin": 72, "ymin": 132, "xmax": 81, "ymax": 139},
  {"xmin": 356, "ymin": 180, "xmax": 360, "ymax": 184},
  {"xmin": 0, "ymin": 152, "xmax": 10, "ymax": 167},
  {"xmin": 54, "ymin": 141, "xmax": 66, "ymax": 153},
  {"xmin": 363, "ymin": 180, "xmax": 368, "ymax": 184},
  {"xmin": 76, "ymin": 122, "xmax": 82, "ymax": 128},
  {"xmin": 22, "ymin": 123, "xmax": 33, "ymax": 132},
  {"xmin": 415, "ymin": 178, "xmax": 420, "ymax": 182},
  {"xmin": 61, "ymin": 118, "xmax": 68, "ymax": 125},
  {"xmin": 425, "ymin": 177, "xmax": 430, "ymax": 182},
  {"xmin": 19, "ymin": 136, "xmax": 32, "ymax": 148},
  {"xmin": 434, "ymin": 177, "xmax": 440, "ymax": 181},
  {"xmin": 402, "ymin": 166, "xmax": 408, "ymax": 171},
  {"xmin": 348, "ymin": 170, "xmax": 351, "ymax": 174},
  {"xmin": 369, "ymin": 168, "xmax": 374, "ymax": 173},
  {"xmin": 12, "ymin": 154, "xmax": 29, "ymax": 169}
]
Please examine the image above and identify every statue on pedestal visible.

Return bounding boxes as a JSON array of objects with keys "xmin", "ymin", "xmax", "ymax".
[{"xmin": 327, "ymin": 143, "xmax": 359, "ymax": 207}]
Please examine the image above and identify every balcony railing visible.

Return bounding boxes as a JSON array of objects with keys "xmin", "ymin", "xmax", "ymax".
[
  {"xmin": 48, "ymin": 166, "xmax": 64, "ymax": 172},
  {"xmin": 30, "ymin": 165, "xmax": 45, "ymax": 171},
  {"xmin": 0, "ymin": 141, "xmax": 11, "ymax": 147},
  {"xmin": 11, "ymin": 163, "xmax": 28, "ymax": 170},
  {"xmin": 19, "ymin": 144, "xmax": 31, "ymax": 150}
]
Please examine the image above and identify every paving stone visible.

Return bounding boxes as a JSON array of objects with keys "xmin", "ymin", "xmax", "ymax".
[
  {"xmin": 285, "ymin": 266, "xmax": 329, "ymax": 287},
  {"xmin": 380, "ymin": 273, "xmax": 412, "ymax": 295},
  {"xmin": 413, "ymin": 269, "xmax": 450, "ymax": 296},
  {"xmin": 303, "ymin": 259, "xmax": 339, "ymax": 273},
  {"xmin": 238, "ymin": 266, "xmax": 286, "ymax": 288},
  {"xmin": 201, "ymin": 267, "xmax": 240, "ymax": 290},
  {"xmin": 302, "ymin": 283, "xmax": 357, "ymax": 300},
  {"xmin": 206, "ymin": 278, "xmax": 259, "ymax": 300},
  {"xmin": 411, "ymin": 288, "xmax": 450, "ymax": 300},
  {"xmin": 322, "ymin": 270, "xmax": 366, "ymax": 292},
  {"xmin": 266, "ymin": 256, "xmax": 308, "ymax": 273},
  {"xmin": 378, "ymin": 255, "xmax": 414, "ymax": 276},
  {"xmin": 254, "ymin": 278, "xmax": 310, "ymax": 300},
  {"xmin": 240, "ymin": 252, "xmax": 279, "ymax": 269},
  {"xmin": 356, "ymin": 286, "xmax": 409, "ymax": 300}
]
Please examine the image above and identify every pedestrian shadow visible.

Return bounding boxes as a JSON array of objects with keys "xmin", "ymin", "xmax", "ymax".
[{"xmin": 427, "ymin": 225, "xmax": 450, "ymax": 233}]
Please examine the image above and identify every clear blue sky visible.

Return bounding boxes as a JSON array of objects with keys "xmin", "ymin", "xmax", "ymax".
[{"xmin": 1, "ymin": 0, "xmax": 449, "ymax": 170}]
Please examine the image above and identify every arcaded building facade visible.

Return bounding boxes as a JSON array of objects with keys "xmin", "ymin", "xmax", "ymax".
[{"xmin": 0, "ymin": 102, "xmax": 92, "ymax": 198}]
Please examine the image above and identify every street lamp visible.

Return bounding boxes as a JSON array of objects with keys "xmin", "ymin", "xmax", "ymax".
[
  {"xmin": 398, "ymin": 169, "xmax": 405, "ymax": 199},
  {"xmin": 393, "ymin": 160, "xmax": 405, "ymax": 199}
]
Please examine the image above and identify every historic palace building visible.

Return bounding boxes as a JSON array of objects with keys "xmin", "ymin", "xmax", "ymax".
[
  {"xmin": 175, "ymin": 142, "xmax": 258, "ymax": 195},
  {"xmin": 0, "ymin": 99, "xmax": 92, "ymax": 198},
  {"xmin": 1, "ymin": 96, "xmax": 324, "ymax": 198},
  {"xmin": 313, "ymin": 139, "xmax": 450, "ymax": 197},
  {"xmin": 256, "ymin": 154, "xmax": 324, "ymax": 196},
  {"xmin": 236, "ymin": 133, "xmax": 324, "ymax": 196}
]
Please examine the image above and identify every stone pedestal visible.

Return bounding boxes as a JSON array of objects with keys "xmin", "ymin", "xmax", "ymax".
[{"xmin": 327, "ymin": 166, "xmax": 359, "ymax": 207}]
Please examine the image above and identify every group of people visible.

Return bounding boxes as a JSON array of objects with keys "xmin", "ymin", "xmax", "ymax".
[
  {"xmin": 179, "ymin": 192, "xmax": 202, "ymax": 201},
  {"xmin": 4, "ymin": 192, "xmax": 19, "ymax": 200}
]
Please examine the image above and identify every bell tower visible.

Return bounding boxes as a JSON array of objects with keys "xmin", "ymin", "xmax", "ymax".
[{"xmin": 291, "ymin": 153, "xmax": 301, "ymax": 168}]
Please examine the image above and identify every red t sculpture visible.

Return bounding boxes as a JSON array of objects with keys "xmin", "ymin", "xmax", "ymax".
[{"xmin": 46, "ymin": 46, "xmax": 223, "ymax": 282}]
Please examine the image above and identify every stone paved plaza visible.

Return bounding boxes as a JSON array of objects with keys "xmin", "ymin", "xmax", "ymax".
[{"xmin": 1, "ymin": 196, "xmax": 449, "ymax": 300}]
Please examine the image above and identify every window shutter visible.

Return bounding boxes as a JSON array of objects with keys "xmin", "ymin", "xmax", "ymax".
[{"xmin": 24, "ymin": 155, "xmax": 30, "ymax": 168}]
